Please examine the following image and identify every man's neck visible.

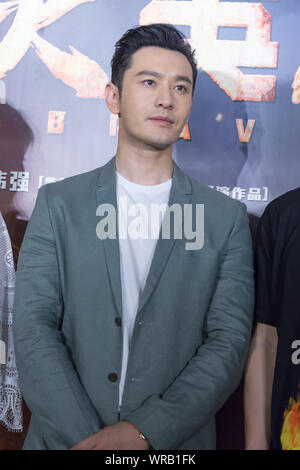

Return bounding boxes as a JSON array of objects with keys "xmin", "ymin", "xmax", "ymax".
[{"xmin": 115, "ymin": 147, "xmax": 174, "ymax": 186}]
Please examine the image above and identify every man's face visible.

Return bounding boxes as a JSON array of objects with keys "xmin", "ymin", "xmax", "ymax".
[{"xmin": 116, "ymin": 46, "xmax": 194, "ymax": 151}]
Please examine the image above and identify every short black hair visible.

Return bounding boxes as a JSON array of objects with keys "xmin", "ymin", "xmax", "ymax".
[{"xmin": 111, "ymin": 23, "xmax": 197, "ymax": 96}]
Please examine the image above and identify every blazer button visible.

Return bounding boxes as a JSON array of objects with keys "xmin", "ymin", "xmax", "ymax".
[
  {"xmin": 115, "ymin": 317, "xmax": 122, "ymax": 327},
  {"xmin": 108, "ymin": 373, "xmax": 118, "ymax": 382}
]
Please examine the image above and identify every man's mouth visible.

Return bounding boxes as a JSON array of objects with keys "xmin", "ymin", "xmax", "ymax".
[{"xmin": 149, "ymin": 116, "xmax": 174, "ymax": 127}]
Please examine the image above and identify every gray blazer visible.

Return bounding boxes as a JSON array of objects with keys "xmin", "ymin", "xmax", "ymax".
[{"xmin": 13, "ymin": 156, "xmax": 254, "ymax": 450}]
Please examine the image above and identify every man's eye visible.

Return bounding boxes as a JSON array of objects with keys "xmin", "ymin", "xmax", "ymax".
[
  {"xmin": 143, "ymin": 79, "xmax": 155, "ymax": 86},
  {"xmin": 175, "ymin": 85, "xmax": 187, "ymax": 92}
]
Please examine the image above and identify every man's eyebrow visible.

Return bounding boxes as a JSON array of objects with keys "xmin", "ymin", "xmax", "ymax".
[
  {"xmin": 174, "ymin": 75, "xmax": 192, "ymax": 86},
  {"xmin": 135, "ymin": 70, "xmax": 162, "ymax": 78},
  {"xmin": 135, "ymin": 70, "xmax": 192, "ymax": 85}
]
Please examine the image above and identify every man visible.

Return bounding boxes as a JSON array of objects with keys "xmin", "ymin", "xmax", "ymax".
[
  {"xmin": 244, "ymin": 190, "xmax": 300, "ymax": 450},
  {"xmin": 13, "ymin": 23, "xmax": 254, "ymax": 450}
]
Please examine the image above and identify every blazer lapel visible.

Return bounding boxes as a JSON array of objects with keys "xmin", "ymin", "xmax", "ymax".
[
  {"xmin": 137, "ymin": 162, "xmax": 192, "ymax": 315},
  {"xmin": 95, "ymin": 156, "xmax": 123, "ymax": 318}
]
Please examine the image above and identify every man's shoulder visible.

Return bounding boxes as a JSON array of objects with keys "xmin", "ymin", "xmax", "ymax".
[
  {"xmin": 257, "ymin": 188, "xmax": 300, "ymax": 250},
  {"xmin": 186, "ymin": 172, "xmax": 244, "ymax": 213},
  {"xmin": 42, "ymin": 166, "xmax": 101, "ymax": 199},
  {"xmin": 261, "ymin": 187, "xmax": 300, "ymax": 226},
  {"xmin": 174, "ymin": 169, "xmax": 248, "ymax": 237},
  {"xmin": 265, "ymin": 187, "xmax": 300, "ymax": 214}
]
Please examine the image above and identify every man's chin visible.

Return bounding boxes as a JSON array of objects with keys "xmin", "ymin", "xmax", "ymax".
[{"xmin": 144, "ymin": 136, "xmax": 177, "ymax": 151}]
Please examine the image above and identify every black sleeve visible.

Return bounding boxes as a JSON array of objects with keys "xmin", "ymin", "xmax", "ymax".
[{"xmin": 254, "ymin": 207, "xmax": 278, "ymax": 327}]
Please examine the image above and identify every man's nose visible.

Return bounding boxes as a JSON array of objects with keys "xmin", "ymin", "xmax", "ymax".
[{"xmin": 155, "ymin": 85, "xmax": 174, "ymax": 109}]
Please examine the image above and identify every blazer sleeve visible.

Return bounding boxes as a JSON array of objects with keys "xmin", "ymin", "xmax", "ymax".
[
  {"xmin": 126, "ymin": 202, "xmax": 255, "ymax": 449},
  {"xmin": 13, "ymin": 185, "xmax": 103, "ymax": 449}
]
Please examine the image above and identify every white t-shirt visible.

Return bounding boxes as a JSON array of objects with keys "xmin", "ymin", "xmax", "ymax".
[{"xmin": 116, "ymin": 171, "xmax": 172, "ymax": 408}]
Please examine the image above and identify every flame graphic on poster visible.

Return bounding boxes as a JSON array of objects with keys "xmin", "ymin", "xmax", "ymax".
[
  {"xmin": 0, "ymin": 0, "xmax": 108, "ymax": 98},
  {"xmin": 280, "ymin": 391, "xmax": 300, "ymax": 450}
]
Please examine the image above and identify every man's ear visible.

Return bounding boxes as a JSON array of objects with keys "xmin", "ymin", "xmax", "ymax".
[{"xmin": 105, "ymin": 82, "xmax": 120, "ymax": 115}]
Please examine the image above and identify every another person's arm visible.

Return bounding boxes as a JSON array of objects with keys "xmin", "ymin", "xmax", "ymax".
[
  {"xmin": 244, "ymin": 322, "xmax": 278, "ymax": 449},
  {"xmin": 244, "ymin": 206, "xmax": 278, "ymax": 450}
]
